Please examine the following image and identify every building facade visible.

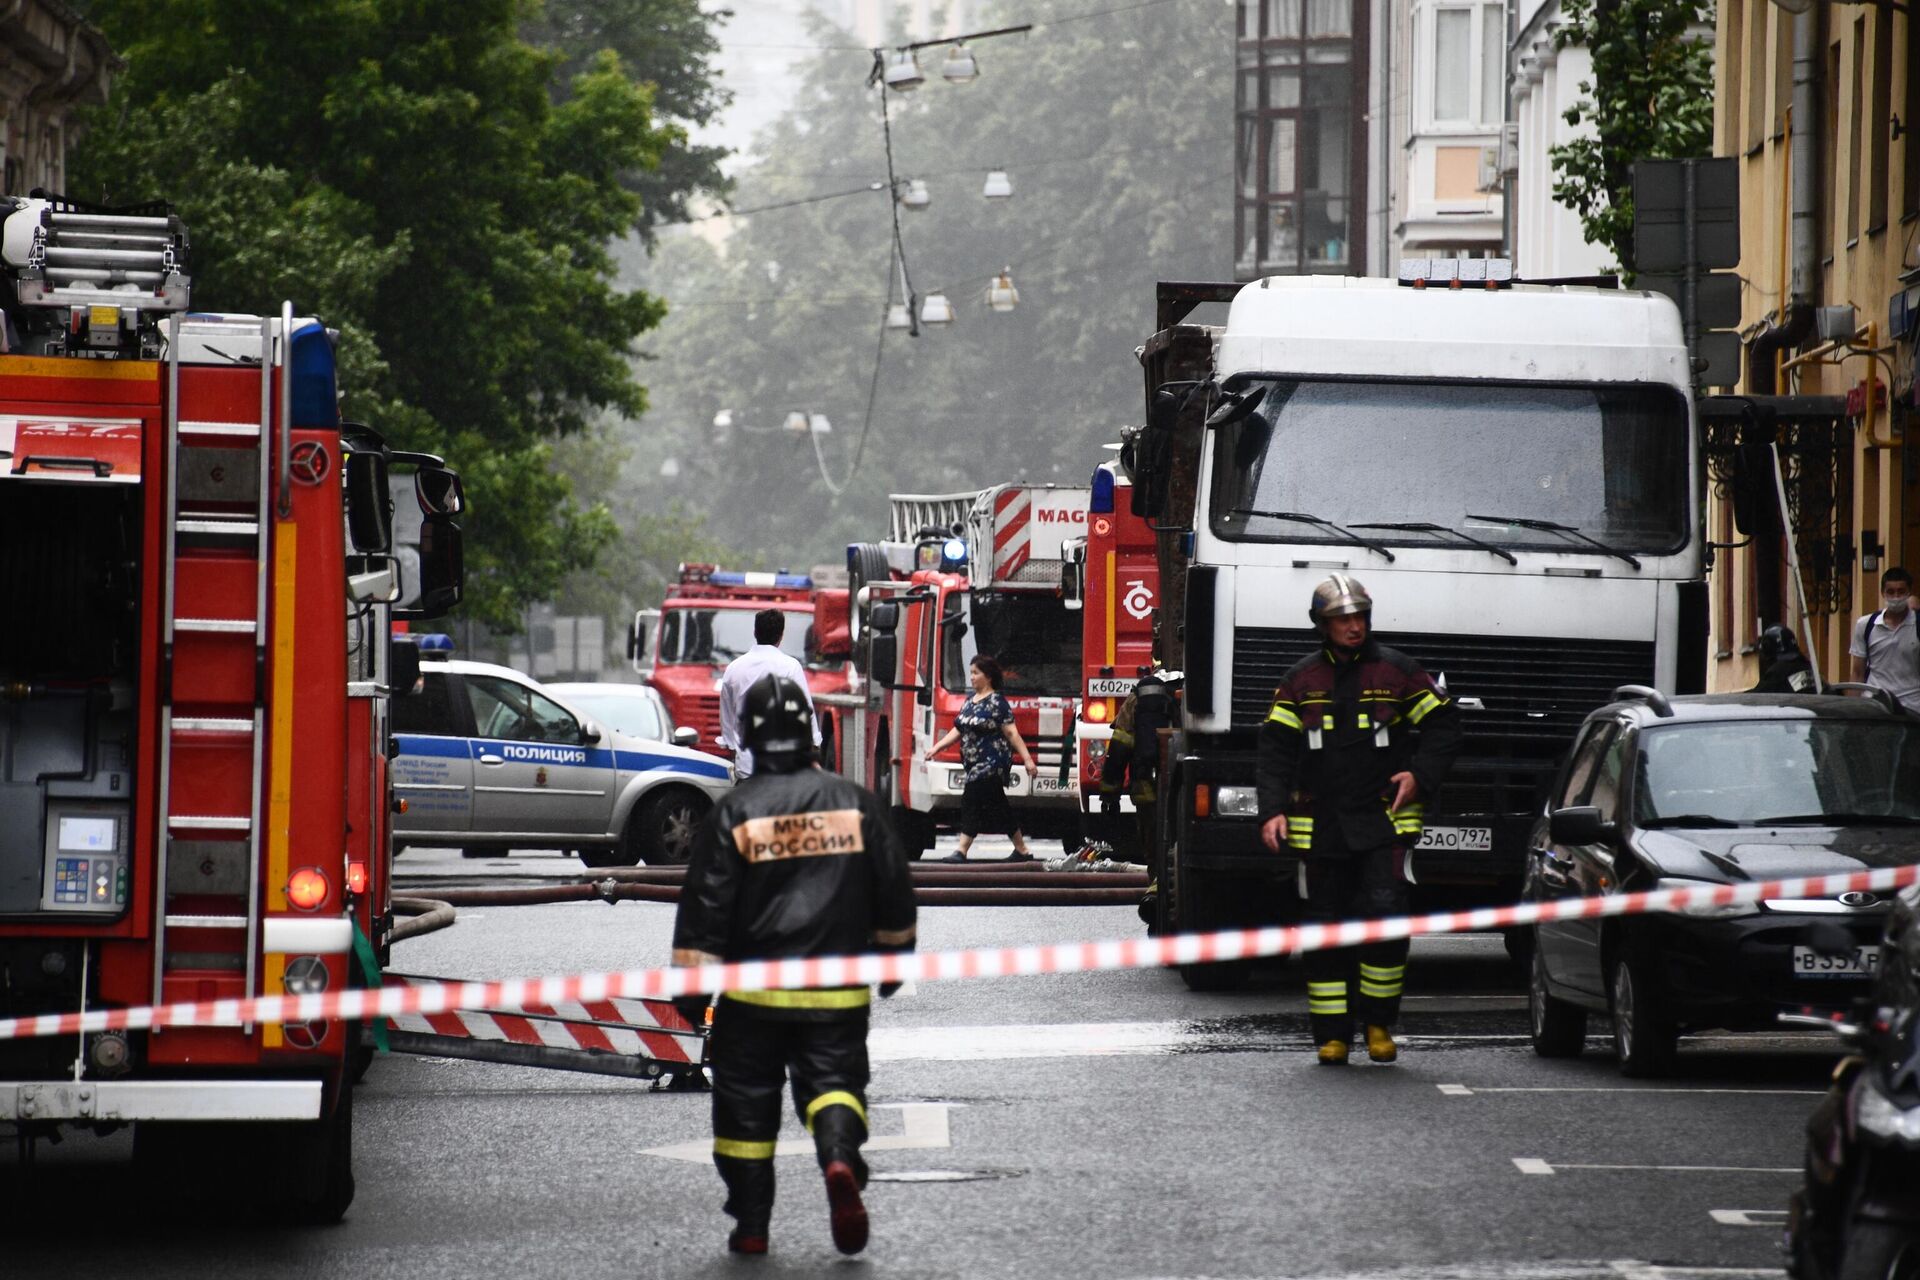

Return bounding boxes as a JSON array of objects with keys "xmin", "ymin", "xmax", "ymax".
[
  {"xmin": 1505, "ymin": 0, "xmax": 1611, "ymax": 278},
  {"xmin": 1389, "ymin": 0, "xmax": 1507, "ymax": 261},
  {"xmin": 0, "ymin": 1, "xmax": 115, "ymax": 196},
  {"xmin": 1706, "ymin": 0, "xmax": 1917, "ymax": 688}
]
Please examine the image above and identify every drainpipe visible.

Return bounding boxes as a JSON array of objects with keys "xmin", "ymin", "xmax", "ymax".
[{"xmin": 1746, "ymin": 9, "xmax": 1819, "ymax": 392}]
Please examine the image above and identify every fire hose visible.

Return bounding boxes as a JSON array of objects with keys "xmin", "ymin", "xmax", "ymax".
[{"xmin": 390, "ymin": 896, "xmax": 457, "ymax": 941}]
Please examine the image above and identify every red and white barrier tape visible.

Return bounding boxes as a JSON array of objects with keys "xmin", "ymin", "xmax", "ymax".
[{"xmin": 3, "ymin": 863, "xmax": 1915, "ymax": 1042}]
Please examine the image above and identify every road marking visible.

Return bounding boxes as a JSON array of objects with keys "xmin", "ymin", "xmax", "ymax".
[
  {"xmin": 1710, "ymin": 1209, "xmax": 1790, "ymax": 1227},
  {"xmin": 1513, "ymin": 1158, "xmax": 1796, "ymax": 1175},
  {"xmin": 639, "ymin": 1102, "xmax": 953, "ymax": 1164},
  {"xmin": 1442, "ymin": 1084, "xmax": 1821, "ymax": 1097}
]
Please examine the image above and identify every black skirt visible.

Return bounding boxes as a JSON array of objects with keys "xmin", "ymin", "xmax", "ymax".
[{"xmin": 957, "ymin": 774, "xmax": 1016, "ymax": 837}]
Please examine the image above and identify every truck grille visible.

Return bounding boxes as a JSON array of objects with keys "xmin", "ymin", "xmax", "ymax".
[
  {"xmin": 677, "ymin": 693, "xmax": 726, "ymax": 758},
  {"xmin": 1231, "ymin": 627, "xmax": 1655, "ymax": 816}
]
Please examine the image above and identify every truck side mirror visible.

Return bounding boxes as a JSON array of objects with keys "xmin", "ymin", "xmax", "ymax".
[
  {"xmin": 812, "ymin": 588, "xmax": 853, "ymax": 662},
  {"xmin": 869, "ymin": 600, "xmax": 900, "ymax": 635},
  {"xmin": 870, "ymin": 632, "xmax": 899, "ymax": 685},
  {"xmin": 414, "ymin": 465, "xmax": 465, "ymax": 516},
  {"xmin": 396, "ymin": 512, "xmax": 463, "ymax": 620},
  {"xmin": 345, "ymin": 451, "xmax": 393, "ymax": 553},
  {"xmin": 390, "ymin": 639, "xmax": 421, "ymax": 696},
  {"xmin": 1062, "ymin": 539, "xmax": 1085, "ymax": 612}
]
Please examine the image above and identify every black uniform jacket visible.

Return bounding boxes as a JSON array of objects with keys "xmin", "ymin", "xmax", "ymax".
[
  {"xmin": 1254, "ymin": 638, "xmax": 1462, "ymax": 853},
  {"xmin": 673, "ymin": 764, "xmax": 918, "ymax": 1016},
  {"xmin": 1099, "ymin": 671, "xmax": 1180, "ymax": 802}
]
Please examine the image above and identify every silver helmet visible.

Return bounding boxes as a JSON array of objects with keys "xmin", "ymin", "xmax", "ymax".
[{"xmin": 1308, "ymin": 574, "xmax": 1373, "ymax": 625}]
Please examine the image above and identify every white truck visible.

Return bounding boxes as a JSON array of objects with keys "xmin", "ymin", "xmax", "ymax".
[{"xmin": 1126, "ymin": 267, "xmax": 1704, "ymax": 986}]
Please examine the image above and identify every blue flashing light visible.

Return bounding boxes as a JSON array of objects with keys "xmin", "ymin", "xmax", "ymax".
[
  {"xmin": 1089, "ymin": 466, "xmax": 1116, "ymax": 514},
  {"xmin": 942, "ymin": 537, "xmax": 968, "ymax": 566},
  {"xmin": 412, "ymin": 633, "xmax": 455, "ymax": 659},
  {"xmin": 774, "ymin": 573, "xmax": 813, "ymax": 589},
  {"xmin": 288, "ymin": 320, "xmax": 340, "ymax": 427},
  {"xmin": 707, "ymin": 570, "xmax": 814, "ymax": 589},
  {"xmin": 709, "ymin": 571, "xmax": 746, "ymax": 586}
]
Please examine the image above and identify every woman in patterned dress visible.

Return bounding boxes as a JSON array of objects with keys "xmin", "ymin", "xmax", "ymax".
[{"xmin": 922, "ymin": 655, "xmax": 1037, "ymax": 862}]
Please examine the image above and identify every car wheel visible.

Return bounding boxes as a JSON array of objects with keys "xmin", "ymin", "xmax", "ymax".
[
  {"xmin": 1837, "ymin": 1220, "xmax": 1920, "ymax": 1280},
  {"xmin": 1529, "ymin": 937, "xmax": 1587, "ymax": 1058},
  {"xmin": 1610, "ymin": 953, "xmax": 1678, "ymax": 1078},
  {"xmin": 631, "ymin": 788, "xmax": 707, "ymax": 865}
]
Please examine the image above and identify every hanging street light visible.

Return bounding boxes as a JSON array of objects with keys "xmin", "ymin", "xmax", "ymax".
[
  {"xmin": 808, "ymin": 413, "xmax": 833, "ymax": 436},
  {"xmin": 982, "ymin": 169, "xmax": 1013, "ymax": 200},
  {"xmin": 920, "ymin": 292, "xmax": 955, "ymax": 325},
  {"xmin": 883, "ymin": 49, "xmax": 924, "ymax": 91},
  {"xmin": 783, "ymin": 410, "xmax": 810, "ymax": 435},
  {"xmin": 659, "ymin": 457, "xmax": 682, "ymax": 479},
  {"xmin": 986, "ymin": 268, "xmax": 1020, "ymax": 313},
  {"xmin": 885, "ymin": 301, "xmax": 913, "ymax": 331},
  {"xmin": 898, "ymin": 179, "xmax": 931, "ymax": 211},
  {"xmin": 940, "ymin": 43, "xmax": 979, "ymax": 83}
]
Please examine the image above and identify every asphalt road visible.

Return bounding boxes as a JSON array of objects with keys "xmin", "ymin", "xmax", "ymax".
[{"xmin": 6, "ymin": 839, "xmax": 1837, "ymax": 1279}]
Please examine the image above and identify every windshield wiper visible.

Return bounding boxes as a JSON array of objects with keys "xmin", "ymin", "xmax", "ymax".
[
  {"xmin": 1229, "ymin": 509, "xmax": 1396, "ymax": 563},
  {"xmin": 1349, "ymin": 521, "xmax": 1518, "ymax": 566},
  {"xmin": 1464, "ymin": 513, "xmax": 1641, "ymax": 570},
  {"xmin": 1640, "ymin": 814, "xmax": 1743, "ymax": 828},
  {"xmin": 1753, "ymin": 813, "xmax": 1920, "ymax": 827}
]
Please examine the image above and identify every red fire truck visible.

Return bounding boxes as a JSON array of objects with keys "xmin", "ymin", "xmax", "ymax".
[
  {"xmin": 0, "ymin": 197, "xmax": 462, "ymax": 1218},
  {"xmin": 629, "ymin": 564, "xmax": 851, "ymax": 758},
  {"xmin": 1066, "ymin": 461, "xmax": 1161, "ymax": 829},
  {"xmin": 817, "ymin": 484, "xmax": 1086, "ymax": 854}
]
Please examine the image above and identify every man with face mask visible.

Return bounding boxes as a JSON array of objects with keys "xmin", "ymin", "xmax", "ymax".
[
  {"xmin": 1849, "ymin": 568, "xmax": 1920, "ymax": 713},
  {"xmin": 1254, "ymin": 576, "xmax": 1461, "ymax": 1066}
]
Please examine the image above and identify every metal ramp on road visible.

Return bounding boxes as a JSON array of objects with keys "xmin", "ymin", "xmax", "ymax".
[{"xmin": 365, "ymin": 973, "xmax": 708, "ymax": 1089}]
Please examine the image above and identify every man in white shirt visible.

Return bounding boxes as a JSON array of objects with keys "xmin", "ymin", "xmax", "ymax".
[
  {"xmin": 718, "ymin": 608, "xmax": 819, "ymax": 776},
  {"xmin": 1848, "ymin": 567, "xmax": 1920, "ymax": 713}
]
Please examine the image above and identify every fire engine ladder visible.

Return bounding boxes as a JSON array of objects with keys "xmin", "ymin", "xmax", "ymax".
[
  {"xmin": 150, "ymin": 313, "xmax": 281, "ymax": 1010},
  {"xmin": 366, "ymin": 973, "xmax": 709, "ymax": 1089},
  {"xmin": 888, "ymin": 492, "xmax": 980, "ymax": 542}
]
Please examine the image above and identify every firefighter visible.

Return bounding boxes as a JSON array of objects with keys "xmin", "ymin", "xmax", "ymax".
[
  {"xmin": 1099, "ymin": 639, "xmax": 1180, "ymax": 923},
  {"xmin": 1751, "ymin": 624, "xmax": 1816, "ymax": 693},
  {"xmin": 671, "ymin": 673, "xmax": 918, "ymax": 1257},
  {"xmin": 1255, "ymin": 575, "xmax": 1461, "ymax": 1066}
]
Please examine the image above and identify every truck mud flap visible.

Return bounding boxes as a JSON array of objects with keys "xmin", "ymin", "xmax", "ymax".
[{"xmin": 365, "ymin": 973, "xmax": 709, "ymax": 1089}]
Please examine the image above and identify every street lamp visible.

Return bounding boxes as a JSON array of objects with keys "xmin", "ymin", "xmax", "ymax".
[
  {"xmin": 986, "ymin": 268, "xmax": 1019, "ymax": 313},
  {"xmin": 808, "ymin": 413, "xmax": 833, "ymax": 436},
  {"xmin": 898, "ymin": 179, "xmax": 931, "ymax": 211},
  {"xmin": 659, "ymin": 456, "xmax": 682, "ymax": 479},
  {"xmin": 783, "ymin": 410, "xmax": 810, "ymax": 435},
  {"xmin": 883, "ymin": 49, "xmax": 924, "ymax": 91},
  {"xmin": 885, "ymin": 301, "xmax": 913, "ymax": 330},
  {"xmin": 940, "ymin": 44, "xmax": 980, "ymax": 83},
  {"xmin": 982, "ymin": 170, "xmax": 1013, "ymax": 200},
  {"xmin": 919, "ymin": 292, "xmax": 955, "ymax": 325}
]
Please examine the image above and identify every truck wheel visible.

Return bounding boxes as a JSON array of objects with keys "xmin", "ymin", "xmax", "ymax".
[
  {"xmin": 1166, "ymin": 841, "xmax": 1251, "ymax": 991},
  {"xmin": 1837, "ymin": 1220, "xmax": 1920, "ymax": 1280},
  {"xmin": 629, "ymin": 788, "xmax": 708, "ymax": 865},
  {"xmin": 1528, "ymin": 938, "xmax": 1586, "ymax": 1058},
  {"xmin": 1610, "ymin": 952, "xmax": 1678, "ymax": 1078},
  {"xmin": 277, "ymin": 1079, "xmax": 356, "ymax": 1224}
]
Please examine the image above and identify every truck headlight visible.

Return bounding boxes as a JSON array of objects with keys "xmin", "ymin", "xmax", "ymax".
[
  {"xmin": 1856, "ymin": 1078, "xmax": 1920, "ymax": 1144},
  {"xmin": 1655, "ymin": 878, "xmax": 1759, "ymax": 919},
  {"xmin": 1213, "ymin": 786, "xmax": 1262, "ymax": 818},
  {"xmin": 948, "ymin": 769, "xmax": 966, "ymax": 790}
]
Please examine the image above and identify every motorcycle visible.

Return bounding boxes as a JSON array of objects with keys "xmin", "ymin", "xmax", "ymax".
[{"xmin": 1784, "ymin": 893, "xmax": 1920, "ymax": 1280}]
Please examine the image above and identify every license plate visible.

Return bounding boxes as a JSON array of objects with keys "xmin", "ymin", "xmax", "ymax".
[
  {"xmin": 1792, "ymin": 945, "xmax": 1881, "ymax": 978},
  {"xmin": 1415, "ymin": 826, "xmax": 1492, "ymax": 852},
  {"xmin": 1031, "ymin": 775, "xmax": 1074, "ymax": 794},
  {"xmin": 1087, "ymin": 678, "xmax": 1135, "ymax": 698}
]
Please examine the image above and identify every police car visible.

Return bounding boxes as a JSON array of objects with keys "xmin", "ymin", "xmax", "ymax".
[{"xmin": 392, "ymin": 643, "xmax": 733, "ymax": 865}]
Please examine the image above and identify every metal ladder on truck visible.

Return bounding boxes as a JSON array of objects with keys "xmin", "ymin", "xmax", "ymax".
[{"xmin": 150, "ymin": 309, "xmax": 286, "ymax": 1014}]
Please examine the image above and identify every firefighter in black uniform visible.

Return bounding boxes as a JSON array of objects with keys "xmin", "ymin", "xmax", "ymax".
[
  {"xmin": 1099, "ymin": 646, "xmax": 1180, "ymax": 923},
  {"xmin": 672, "ymin": 673, "xmax": 918, "ymax": 1257},
  {"xmin": 1750, "ymin": 624, "xmax": 1816, "ymax": 693},
  {"xmin": 1255, "ymin": 575, "xmax": 1461, "ymax": 1066}
]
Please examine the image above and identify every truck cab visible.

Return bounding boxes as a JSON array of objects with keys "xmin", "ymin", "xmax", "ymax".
[{"xmin": 1126, "ymin": 268, "xmax": 1702, "ymax": 984}]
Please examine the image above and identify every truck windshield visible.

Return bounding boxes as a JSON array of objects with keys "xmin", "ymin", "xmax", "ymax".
[
  {"xmin": 943, "ymin": 593, "xmax": 1081, "ymax": 696},
  {"xmin": 1210, "ymin": 378, "xmax": 1688, "ymax": 554},
  {"xmin": 657, "ymin": 608, "xmax": 814, "ymax": 667}
]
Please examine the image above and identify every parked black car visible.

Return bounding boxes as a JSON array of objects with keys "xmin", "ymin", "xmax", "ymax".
[
  {"xmin": 1526, "ymin": 688, "xmax": 1920, "ymax": 1076},
  {"xmin": 1784, "ymin": 880, "xmax": 1920, "ymax": 1279}
]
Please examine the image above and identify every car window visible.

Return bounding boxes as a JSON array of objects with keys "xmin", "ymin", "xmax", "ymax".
[
  {"xmin": 392, "ymin": 671, "xmax": 460, "ymax": 735},
  {"xmin": 1586, "ymin": 731, "xmax": 1630, "ymax": 822},
  {"xmin": 1557, "ymin": 722, "xmax": 1617, "ymax": 808},
  {"xmin": 465, "ymin": 674, "xmax": 582, "ymax": 744},
  {"xmin": 564, "ymin": 691, "xmax": 663, "ymax": 741}
]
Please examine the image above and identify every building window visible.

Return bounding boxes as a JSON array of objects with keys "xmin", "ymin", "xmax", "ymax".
[
  {"xmin": 1430, "ymin": 5, "xmax": 1504, "ymax": 126},
  {"xmin": 1866, "ymin": 6, "xmax": 1890, "ymax": 233},
  {"xmin": 1435, "ymin": 9, "xmax": 1471, "ymax": 120},
  {"xmin": 1848, "ymin": 18, "xmax": 1864, "ymax": 242},
  {"xmin": 1482, "ymin": 4, "xmax": 1505, "ymax": 126}
]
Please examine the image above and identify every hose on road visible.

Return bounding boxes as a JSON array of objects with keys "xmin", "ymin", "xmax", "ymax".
[
  {"xmin": 398, "ymin": 880, "xmax": 1145, "ymax": 909},
  {"xmin": 390, "ymin": 896, "xmax": 458, "ymax": 941}
]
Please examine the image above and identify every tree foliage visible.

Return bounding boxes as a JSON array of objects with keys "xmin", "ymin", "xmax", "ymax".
[
  {"xmin": 65, "ymin": 0, "xmax": 725, "ymax": 628},
  {"xmin": 624, "ymin": 1, "xmax": 1232, "ymax": 572},
  {"xmin": 1549, "ymin": 0, "xmax": 1715, "ymax": 276}
]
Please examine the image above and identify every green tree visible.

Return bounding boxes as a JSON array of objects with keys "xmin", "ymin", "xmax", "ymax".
[
  {"xmin": 623, "ymin": 0, "xmax": 1233, "ymax": 572},
  {"xmin": 1548, "ymin": 0, "xmax": 1715, "ymax": 276},
  {"xmin": 66, "ymin": 0, "xmax": 722, "ymax": 628}
]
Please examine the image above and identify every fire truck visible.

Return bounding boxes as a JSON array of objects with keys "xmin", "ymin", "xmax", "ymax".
[
  {"xmin": 1064, "ymin": 460, "xmax": 1162, "ymax": 846},
  {"xmin": 817, "ymin": 484, "xmax": 1086, "ymax": 854},
  {"xmin": 628, "ymin": 564, "xmax": 851, "ymax": 758},
  {"xmin": 0, "ymin": 196, "xmax": 463, "ymax": 1216}
]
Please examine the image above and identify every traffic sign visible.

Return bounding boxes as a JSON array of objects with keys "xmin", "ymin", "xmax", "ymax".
[{"xmin": 1634, "ymin": 158, "xmax": 1739, "ymax": 272}]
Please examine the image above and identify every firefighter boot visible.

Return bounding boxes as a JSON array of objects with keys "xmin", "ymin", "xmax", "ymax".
[
  {"xmin": 1316, "ymin": 1039, "xmax": 1350, "ymax": 1066},
  {"xmin": 1366, "ymin": 1024, "xmax": 1398, "ymax": 1064},
  {"xmin": 812, "ymin": 1103, "xmax": 870, "ymax": 1255},
  {"xmin": 717, "ymin": 1155, "xmax": 774, "ymax": 1254}
]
